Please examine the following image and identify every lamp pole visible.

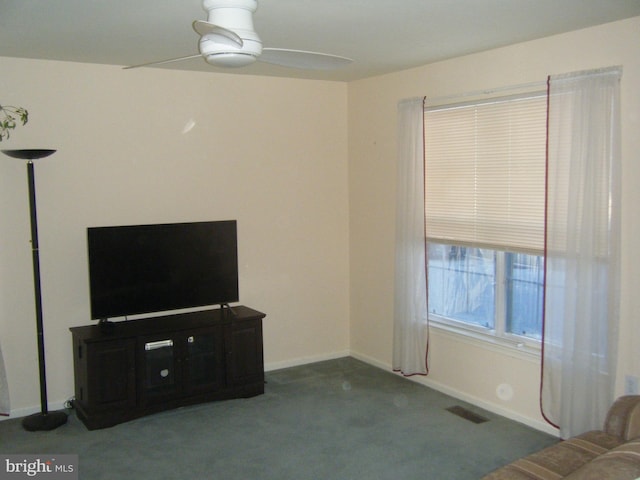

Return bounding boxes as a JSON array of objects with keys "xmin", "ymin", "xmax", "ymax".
[{"xmin": 2, "ymin": 149, "xmax": 67, "ymax": 431}]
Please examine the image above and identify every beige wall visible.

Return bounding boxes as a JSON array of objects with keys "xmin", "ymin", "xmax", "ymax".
[
  {"xmin": 0, "ymin": 58, "xmax": 350, "ymax": 414},
  {"xmin": 2, "ymin": 15, "xmax": 639, "ymax": 432},
  {"xmin": 348, "ymin": 16, "xmax": 640, "ymax": 433}
]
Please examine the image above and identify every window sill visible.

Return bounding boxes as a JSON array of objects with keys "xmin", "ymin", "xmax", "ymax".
[{"xmin": 429, "ymin": 317, "xmax": 541, "ymax": 363}]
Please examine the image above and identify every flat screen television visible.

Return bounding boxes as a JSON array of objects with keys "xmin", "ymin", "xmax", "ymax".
[{"xmin": 87, "ymin": 220, "xmax": 239, "ymax": 320}]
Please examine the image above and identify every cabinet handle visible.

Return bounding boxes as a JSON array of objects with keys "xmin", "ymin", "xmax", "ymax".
[{"xmin": 145, "ymin": 339, "xmax": 173, "ymax": 351}]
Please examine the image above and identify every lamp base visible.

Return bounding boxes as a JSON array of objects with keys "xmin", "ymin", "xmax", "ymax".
[{"xmin": 21, "ymin": 410, "xmax": 68, "ymax": 431}]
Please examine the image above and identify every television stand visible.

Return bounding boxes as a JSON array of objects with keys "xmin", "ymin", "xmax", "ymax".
[{"xmin": 69, "ymin": 305, "xmax": 265, "ymax": 430}]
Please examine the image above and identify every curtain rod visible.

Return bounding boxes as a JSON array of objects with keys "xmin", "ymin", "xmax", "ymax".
[{"xmin": 423, "ymin": 79, "xmax": 546, "ymax": 107}]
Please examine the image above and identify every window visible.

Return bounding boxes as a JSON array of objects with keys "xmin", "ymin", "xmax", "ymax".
[{"xmin": 424, "ymin": 92, "xmax": 547, "ymax": 344}]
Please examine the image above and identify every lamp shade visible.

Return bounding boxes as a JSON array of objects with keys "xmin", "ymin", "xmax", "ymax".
[{"xmin": 2, "ymin": 149, "xmax": 56, "ymax": 160}]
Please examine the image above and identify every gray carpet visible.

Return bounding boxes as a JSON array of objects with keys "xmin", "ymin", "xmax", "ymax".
[{"xmin": 0, "ymin": 357, "xmax": 557, "ymax": 479}]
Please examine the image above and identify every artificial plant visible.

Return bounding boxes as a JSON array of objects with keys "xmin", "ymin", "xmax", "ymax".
[{"xmin": 0, "ymin": 105, "xmax": 29, "ymax": 141}]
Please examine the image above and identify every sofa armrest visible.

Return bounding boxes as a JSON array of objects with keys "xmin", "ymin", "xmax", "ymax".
[{"xmin": 605, "ymin": 395, "xmax": 640, "ymax": 441}]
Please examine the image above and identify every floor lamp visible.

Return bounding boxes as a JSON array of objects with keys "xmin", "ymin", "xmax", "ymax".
[{"xmin": 1, "ymin": 149, "xmax": 68, "ymax": 431}]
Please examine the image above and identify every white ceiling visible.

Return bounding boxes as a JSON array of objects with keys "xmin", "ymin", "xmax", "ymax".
[{"xmin": 1, "ymin": 0, "xmax": 640, "ymax": 82}]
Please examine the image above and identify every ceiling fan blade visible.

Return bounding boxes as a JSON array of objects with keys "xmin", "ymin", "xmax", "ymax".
[
  {"xmin": 123, "ymin": 54, "xmax": 202, "ymax": 70},
  {"xmin": 259, "ymin": 48, "xmax": 352, "ymax": 70},
  {"xmin": 192, "ymin": 20, "xmax": 243, "ymax": 47}
]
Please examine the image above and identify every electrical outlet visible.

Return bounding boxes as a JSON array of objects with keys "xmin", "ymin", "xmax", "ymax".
[{"xmin": 625, "ymin": 375, "xmax": 639, "ymax": 394}]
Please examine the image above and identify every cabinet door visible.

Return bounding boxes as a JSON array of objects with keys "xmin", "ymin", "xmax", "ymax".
[
  {"xmin": 85, "ymin": 338, "xmax": 136, "ymax": 411},
  {"xmin": 138, "ymin": 335, "xmax": 182, "ymax": 405},
  {"xmin": 183, "ymin": 325, "xmax": 224, "ymax": 395},
  {"xmin": 226, "ymin": 318, "xmax": 264, "ymax": 386}
]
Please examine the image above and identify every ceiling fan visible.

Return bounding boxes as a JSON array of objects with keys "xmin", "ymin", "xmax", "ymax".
[{"xmin": 125, "ymin": 0, "xmax": 353, "ymax": 71}]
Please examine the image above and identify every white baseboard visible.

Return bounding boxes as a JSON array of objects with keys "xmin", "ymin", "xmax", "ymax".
[
  {"xmin": 414, "ymin": 375, "xmax": 558, "ymax": 436},
  {"xmin": 0, "ymin": 400, "xmax": 69, "ymax": 423},
  {"xmin": 349, "ymin": 350, "xmax": 559, "ymax": 437},
  {"xmin": 2, "ymin": 351, "xmax": 349, "ymax": 422},
  {"xmin": 349, "ymin": 350, "xmax": 389, "ymax": 370},
  {"xmin": 264, "ymin": 350, "xmax": 351, "ymax": 372},
  {"xmin": 3, "ymin": 350, "xmax": 558, "ymax": 438}
]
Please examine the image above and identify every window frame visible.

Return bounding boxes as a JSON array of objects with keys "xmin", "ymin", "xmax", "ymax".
[{"xmin": 427, "ymin": 245, "xmax": 542, "ymax": 354}]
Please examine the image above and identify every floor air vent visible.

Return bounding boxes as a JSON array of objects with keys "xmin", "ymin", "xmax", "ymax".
[{"xmin": 446, "ymin": 405, "xmax": 489, "ymax": 424}]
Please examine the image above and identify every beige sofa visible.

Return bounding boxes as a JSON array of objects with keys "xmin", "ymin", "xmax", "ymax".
[{"xmin": 482, "ymin": 395, "xmax": 640, "ymax": 479}]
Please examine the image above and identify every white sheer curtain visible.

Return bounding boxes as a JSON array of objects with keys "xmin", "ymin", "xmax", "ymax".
[
  {"xmin": 0, "ymin": 341, "xmax": 9, "ymax": 416},
  {"xmin": 542, "ymin": 66, "xmax": 622, "ymax": 438},
  {"xmin": 393, "ymin": 97, "xmax": 429, "ymax": 376}
]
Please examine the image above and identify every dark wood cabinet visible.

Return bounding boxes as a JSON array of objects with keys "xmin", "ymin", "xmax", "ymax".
[
  {"xmin": 182, "ymin": 326, "xmax": 225, "ymax": 396},
  {"xmin": 80, "ymin": 338, "xmax": 136, "ymax": 412},
  {"xmin": 226, "ymin": 316, "xmax": 264, "ymax": 386},
  {"xmin": 70, "ymin": 306, "xmax": 265, "ymax": 429}
]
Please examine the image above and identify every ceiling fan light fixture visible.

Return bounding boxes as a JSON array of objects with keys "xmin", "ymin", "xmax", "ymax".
[
  {"xmin": 199, "ymin": 32, "xmax": 262, "ymax": 67},
  {"xmin": 205, "ymin": 52, "xmax": 257, "ymax": 67}
]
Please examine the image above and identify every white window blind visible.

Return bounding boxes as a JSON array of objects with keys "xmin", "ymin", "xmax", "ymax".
[{"xmin": 424, "ymin": 93, "xmax": 547, "ymax": 254}]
